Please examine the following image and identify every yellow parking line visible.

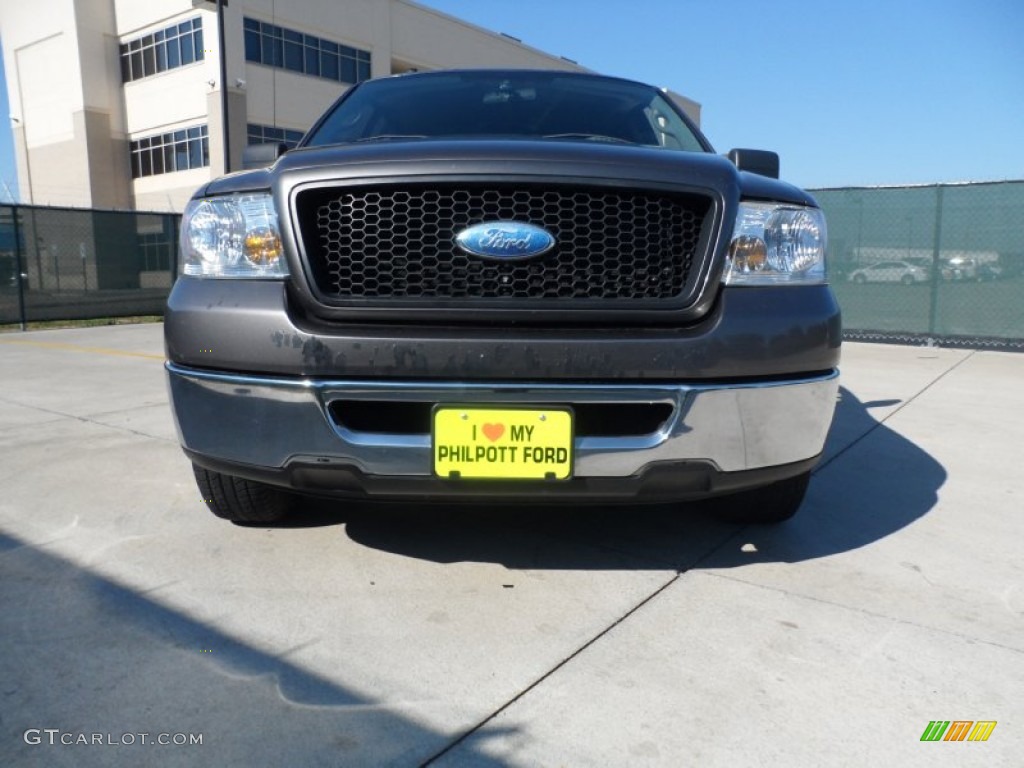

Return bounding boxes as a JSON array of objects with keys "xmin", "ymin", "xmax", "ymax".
[{"xmin": 0, "ymin": 338, "xmax": 165, "ymax": 361}]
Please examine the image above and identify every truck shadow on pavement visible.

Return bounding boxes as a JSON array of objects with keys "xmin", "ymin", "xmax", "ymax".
[
  {"xmin": 303, "ymin": 386, "xmax": 946, "ymax": 572},
  {"xmin": 0, "ymin": 529, "xmax": 509, "ymax": 767}
]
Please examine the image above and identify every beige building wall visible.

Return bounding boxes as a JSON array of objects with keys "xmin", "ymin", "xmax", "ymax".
[
  {"xmin": 3, "ymin": 0, "xmax": 701, "ymax": 213},
  {"xmin": 666, "ymin": 91, "xmax": 701, "ymax": 126},
  {"xmin": 389, "ymin": 2, "xmax": 582, "ymax": 72},
  {"xmin": 2, "ymin": 0, "xmax": 134, "ymax": 208}
]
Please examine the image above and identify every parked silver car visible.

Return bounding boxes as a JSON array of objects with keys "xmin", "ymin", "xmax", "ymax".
[{"xmin": 848, "ymin": 260, "xmax": 929, "ymax": 285}]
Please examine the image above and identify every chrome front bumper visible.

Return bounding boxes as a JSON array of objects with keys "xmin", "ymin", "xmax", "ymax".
[{"xmin": 166, "ymin": 363, "xmax": 839, "ymax": 480}]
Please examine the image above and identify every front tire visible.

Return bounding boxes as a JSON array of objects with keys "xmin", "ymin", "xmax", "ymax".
[
  {"xmin": 705, "ymin": 471, "xmax": 811, "ymax": 524},
  {"xmin": 192, "ymin": 464, "xmax": 293, "ymax": 523}
]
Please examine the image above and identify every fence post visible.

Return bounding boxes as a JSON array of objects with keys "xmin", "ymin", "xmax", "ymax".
[
  {"xmin": 12, "ymin": 205, "xmax": 27, "ymax": 330},
  {"xmin": 28, "ymin": 207, "xmax": 43, "ymax": 290},
  {"xmin": 80, "ymin": 242, "xmax": 88, "ymax": 290},
  {"xmin": 927, "ymin": 185, "xmax": 944, "ymax": 337},
  {"xmin": 169, "ymin": 213, "xmax": 179, "ymax": 286}
]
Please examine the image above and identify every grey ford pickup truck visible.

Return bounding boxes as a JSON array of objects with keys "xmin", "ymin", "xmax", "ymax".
[{"xmin": 165, "ymin": 69, "xmax": 841, "ymax": 524}]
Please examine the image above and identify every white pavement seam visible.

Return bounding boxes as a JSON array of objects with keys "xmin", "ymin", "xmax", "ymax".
[
  {"xmin": 702, "ymin": 570, "xmax": 1024, "ymax": 656},
  {"xmin": 0, "ymin": 394, "xmax": 177, "ymax": 444},
  {"xmin": 419, "ymin": 570, "xmax": 685, "ymax": 767},
  {"xmin": 813, "ymin": 349, "xmax": 978, "ymax": 476}
]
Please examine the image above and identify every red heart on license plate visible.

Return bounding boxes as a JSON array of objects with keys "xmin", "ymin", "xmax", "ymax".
[{"xmin": 482, "ymin": 423, "xmax": 505, "ymax": 442}]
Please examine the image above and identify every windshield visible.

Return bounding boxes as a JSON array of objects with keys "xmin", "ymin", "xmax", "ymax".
[{"xmin": 305, "ymin": 71, "xmax": 708, "ymax": 152}]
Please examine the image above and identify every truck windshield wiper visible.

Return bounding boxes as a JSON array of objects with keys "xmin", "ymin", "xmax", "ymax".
[
  {"xmin": 542, "ymin": 133, "xmax": 636, "ymax": 145},
  {"xmin": 352, "ymin": 134, "xmax": 429, "ymax": 143}
]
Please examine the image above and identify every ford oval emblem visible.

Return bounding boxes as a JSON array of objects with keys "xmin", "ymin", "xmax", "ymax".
[{"xmin": 454, "ymin": 221, "xmax": 555, "ymax": 261}]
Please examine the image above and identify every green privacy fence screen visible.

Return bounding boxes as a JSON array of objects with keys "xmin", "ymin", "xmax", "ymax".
[
  {"xmin": 0, "ymin": 204, "xmax": 180, "ymax": 327},
  {"xmin": 2, "ymin": 185, "xmax": 1022, "ymax": 347},
  {"xmin": 811, "ymin": 181, "xmax": 1024, "ymax": 347}
]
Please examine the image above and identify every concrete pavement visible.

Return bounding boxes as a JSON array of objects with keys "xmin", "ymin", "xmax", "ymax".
[{"xmin": 0, "ymin": 324, "xmax": 1020, "ymax": 767}]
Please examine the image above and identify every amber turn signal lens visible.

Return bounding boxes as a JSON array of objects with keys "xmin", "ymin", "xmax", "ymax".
[
  {"xmin": 728, "ymin": 235, "xmax": 768, "ymax": 272},
  {"xmin": 244, "ymin": 227, "xmax": 283, "ymax": 266}
]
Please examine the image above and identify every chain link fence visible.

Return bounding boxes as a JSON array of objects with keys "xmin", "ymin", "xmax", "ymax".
[
  {"xmin": 811, "ymin": 180, "xmax": 1024, "ymax": 349},
  {"xmin": 0, "ymin": 205, "xmax": 180, "ymax": 327},
  {"xmin": 2, "ymin": 185, "xmax": 1022, "ymax": 347}
]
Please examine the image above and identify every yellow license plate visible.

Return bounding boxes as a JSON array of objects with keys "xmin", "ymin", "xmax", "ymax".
[{"xmin": 433, "ymin": 407, "xmax": 573, "ymax": 480}]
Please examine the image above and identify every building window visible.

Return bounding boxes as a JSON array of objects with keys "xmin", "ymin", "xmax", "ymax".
[
  {"xmin": 139, "ymin": 231, "xmax": 174, "ymax": 272},
  {"xmin": 243, "ymin": 17, "xmax": 371, "ymax": 84},
  {"xmin": 130, "ymin": 125, "xmax": 209, "ymax": 179},
  {"xmin": 247, "ymin": 123, "xmax": 304, "ymax": 149},
  {"xmin": 120, "ymin": 18, "xmax": 204, "ymax": 83}
]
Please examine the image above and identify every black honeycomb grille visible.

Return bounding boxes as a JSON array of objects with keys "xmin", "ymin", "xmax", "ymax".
[{"xmin": 296, "ymin": 185, "xmax": 710, "ymax": 302}]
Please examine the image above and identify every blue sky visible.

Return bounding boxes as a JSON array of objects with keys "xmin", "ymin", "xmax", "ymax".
[
  {"xmin": 1, "ymin": 0, "xmax": 1022, "ymax": 198},
  {"xmin": 0, "ymin": 39, "xmax": 14, "ymax": 202},
  {"xmin": 419, "ymin": 0, "xmax": 1024, "ymax": 188}
]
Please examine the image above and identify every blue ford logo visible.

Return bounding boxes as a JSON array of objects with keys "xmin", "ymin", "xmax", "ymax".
[{"xmin": 454, "ymin": 221, "xmax": 555, "ymax": 261}]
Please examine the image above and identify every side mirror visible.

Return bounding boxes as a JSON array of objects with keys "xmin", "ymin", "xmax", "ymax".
[
  {"xmin": 241, "ymin": 142, "xmax": 288, "ymax": 170},
  {"xmin": 726, "ymin": 148, "xmax": 780, "ymax": 179}
]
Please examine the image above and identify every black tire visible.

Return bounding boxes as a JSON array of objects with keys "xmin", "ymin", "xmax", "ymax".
[
  {"xmin": 192, "ymin": 464, "xmax": 293, "ymax": 523},
  {"xmin": 852, "ymin": 273, "xmax": 867, "ymax": 284},
  {"xmin": 901, "ymin": 273, "xmax": 914, "ymax": 285},
  {"xmin": 705, "ymin": 471, "xmax": 811, "ymax": 524}
]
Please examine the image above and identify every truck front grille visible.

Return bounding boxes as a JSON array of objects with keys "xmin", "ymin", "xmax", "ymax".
[{"xmin": 295, "ymin": 184, "xmax": 711, "ymax": 305}]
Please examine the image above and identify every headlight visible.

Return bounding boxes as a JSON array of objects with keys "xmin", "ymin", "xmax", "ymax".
[
  {"xmin": 723, "ymin": 202, "xmax": 827, "ymax": 285},
  {"xmin": 180, "ymin": 194, "xmax": 287, "ymax": 278}
]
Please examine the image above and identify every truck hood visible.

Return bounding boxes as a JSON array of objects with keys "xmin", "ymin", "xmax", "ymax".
[{"xmin": 200, "ymin": 139, "xmax": 816, "ymax": 207}]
